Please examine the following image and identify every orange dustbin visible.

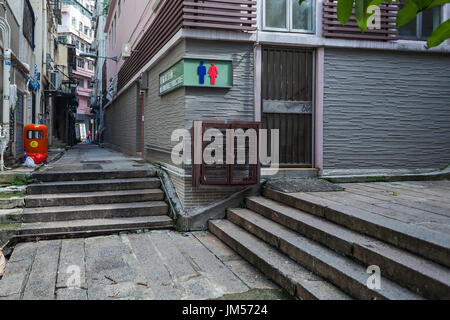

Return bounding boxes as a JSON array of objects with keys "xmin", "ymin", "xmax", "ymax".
[{"xmin": 24, "ymin": 124, "xmax": 48, "ymax": 162}]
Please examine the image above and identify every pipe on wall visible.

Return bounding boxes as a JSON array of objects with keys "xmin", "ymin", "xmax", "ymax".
[{"xmin": 0, "ymin": 15, "xmax": 11, "ymax": 171}]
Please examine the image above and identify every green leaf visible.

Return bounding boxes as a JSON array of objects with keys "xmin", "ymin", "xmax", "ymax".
[
  {"xmin": 397, "ymin": 0, "xmax": 420, "ymax": 27},
  {"xmin": 337, "ymin": 0, "xmax": 355, "ymax": 25},
  {"xmin": 354, "ymin": 0, "xmax": 368, "ymax": 30},
  {"xmin": 425, "ymin": 0, "xmax": 450, "ymax": 9},
  {"xmin": 427, "ymin": 19, "xmax": 450, "ymax": 48}
]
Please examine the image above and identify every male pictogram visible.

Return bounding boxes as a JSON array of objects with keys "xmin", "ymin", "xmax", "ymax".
[
  {"xmin": 197, "ymin": 61, "xmax": 206, "ymax": 84},
  {"xmin": 208, "ymin": 62, "xmax": 218, "ymax": 85}
]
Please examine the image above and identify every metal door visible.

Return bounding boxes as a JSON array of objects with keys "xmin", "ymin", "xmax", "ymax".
[{"xmin": 262, "ymin": 47, "xmax": 314, "ymax": 167}]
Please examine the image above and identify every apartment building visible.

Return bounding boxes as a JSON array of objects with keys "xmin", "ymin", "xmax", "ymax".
[
  {"xmin": 58, "ymin": 0, "xmax": 96, "ymax": 139},
  {"xmin": 88, "ymin": 0, "xmax": 108, "ymax": 142},
  {"xmin": 0, "ymin": 0, "xmax": 78, "ymax": 165},
  {"xmin": 102, "ymin": 0, "xmax": 450, "ymax": 211}
]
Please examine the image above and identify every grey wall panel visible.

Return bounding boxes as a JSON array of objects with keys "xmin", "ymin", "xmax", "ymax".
[
  {"xmin": 104, "ymin": 83, "xmax": 138, "ymax": 155},
  {"xmin": 144, "ymin": 40, "xmax": 186, "ymax": 164},
  {"xmin": 184, "ymin": 39, "xmax": 255, "ymax": 129},
  {"xmin": 323, "ymin": 48, "xmax": 450, "ymax": 170}
]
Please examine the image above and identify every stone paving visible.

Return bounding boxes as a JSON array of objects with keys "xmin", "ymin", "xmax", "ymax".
[
  {"xmin": 42, "ymin": 144, "xmax": 147, "ymax": 172},
  {"xmin": 0, "ymin": 230, "xmax": 284, "ymax": 300}
]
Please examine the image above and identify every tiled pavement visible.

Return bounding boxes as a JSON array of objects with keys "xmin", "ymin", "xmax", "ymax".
[{"xmin": 0, "ymin": 230, "xmax": 282, "ymax": 300}]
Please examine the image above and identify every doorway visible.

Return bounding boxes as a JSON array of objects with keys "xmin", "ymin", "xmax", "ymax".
[{"xmin": 262, "ymin": 47, "xmax": 314, "ymax": 168}]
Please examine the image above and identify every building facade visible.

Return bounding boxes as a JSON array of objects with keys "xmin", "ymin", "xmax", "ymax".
[
  {"xmin": 102, "ymin": 0, "xmax": 450, "ymax": 211},
  {"xmin": 0, "ymin": 0, "xmax": 77, "ymax": 166},
  {"xmin": 58, "ymin": 0, "xmax": 96, "ymax": 140},
  {"xmin": 88, "ymin": 0, "xmax": 108, "ymax": 142}
]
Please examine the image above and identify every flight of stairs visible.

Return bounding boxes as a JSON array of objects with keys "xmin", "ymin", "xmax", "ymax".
[
  {"xmin": 19, "ymin": 170, "xmax": 173, "ymax": 239},
  {"xmin": 209, "ymin": 188, "xmax": 450, "ymax": 300}
]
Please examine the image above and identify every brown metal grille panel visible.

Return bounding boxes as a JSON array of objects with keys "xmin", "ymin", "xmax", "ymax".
[{"xmin": 322, "ymin": 0, "xmax": 400, "ymax": 41}]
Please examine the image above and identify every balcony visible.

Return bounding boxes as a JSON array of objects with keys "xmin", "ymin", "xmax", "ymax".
[
  {"xmin": 322, "ymin": 0, "xmax": 400, "ymax": 41},
  {"xmin": 117, "ymin": 0, "xmax": 256, "ymax": 91}
]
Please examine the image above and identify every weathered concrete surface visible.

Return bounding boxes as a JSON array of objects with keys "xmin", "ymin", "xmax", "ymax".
[
  {"xmin": 227, "ymin": 208, "xmax": 423, "ymax": 300},
  {"xmin": 34, "ymin": 144, "xmax": 145, "ymax": 173},
  {"xmin": 322, "ymin": 165, "xmax": 450, "ymax": 183},
  {"xmin": 265, "ymin": 178, "xmax": 344, "ymax": 193},
  {"xmin": 176, "ymin": 185, "xmax": 261, "ymax": 232},
  {"xmin": 263, "ymin": 181, "xmax": 450, "ymax": 268},
  {"xmin": 245, "ymin": 196, "xmax": 450, "ymax": 300},
  {"xmin": 0, "ymin": 231, "xmax": 281, "ymax": 300},
  {"xmin": 209, "ymin": 219, "xmax": 351, "ymax": 300}
]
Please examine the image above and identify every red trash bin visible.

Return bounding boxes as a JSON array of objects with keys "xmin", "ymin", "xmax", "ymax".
[{"xmin": 24, "ymin": 124, "xmax": 48, "ymax": 164}]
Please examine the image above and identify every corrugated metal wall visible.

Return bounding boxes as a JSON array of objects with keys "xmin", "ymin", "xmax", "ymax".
[{"xmin": 323, "ymin": 48, "xmax": 450, "ymax": 170}]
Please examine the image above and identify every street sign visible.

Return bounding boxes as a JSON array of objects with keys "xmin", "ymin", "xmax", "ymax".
[{"xmin": 159, "ymin": 58, "xmax": 232, "ymax": 95}]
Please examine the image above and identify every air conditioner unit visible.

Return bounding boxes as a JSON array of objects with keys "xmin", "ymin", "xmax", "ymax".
[
  {"xmin": 139, "ymin": 72, "xmax": 149, "ymax": 90},
  {"xmin": 90, "ymin": 40, "xmax": 98, "ymax": 51},
  {"xmin": 90, "ymin": 76, "xmax": 98, "ymax": 85},
  {"xmin": 50, "ymin": 71, "xmax": 62, "ymax": 91}
]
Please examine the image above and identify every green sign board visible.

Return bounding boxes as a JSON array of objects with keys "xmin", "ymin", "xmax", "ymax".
[{"xmin": 159, "ymin": 58, "xmax": 233, "ymax": 95}]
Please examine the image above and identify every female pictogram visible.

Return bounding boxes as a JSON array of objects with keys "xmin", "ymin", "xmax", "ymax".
[{"xmin": 208, "ymin": 62, "xmax": 218, "ymax": 85}]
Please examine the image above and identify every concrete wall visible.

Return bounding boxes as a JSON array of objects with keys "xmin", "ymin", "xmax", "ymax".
[
  {"xmin": 141, "ymin": 39, "xmax": 255, "ymax": 210},
  {"xmin": 184, "ymin": 39, "xmax": 255, "ymax": 129},
  {"xmin": 104, "ymin": 0, "xmax": 160, "ymax": 84},
  {"xmin": 143, "ymin": 40, "xmax": 186, "ymax": 165},
  {"xmin": 104, "ymin": 83, "xmax": 139, "ymax": 155},
  {"xmin": 323, "ymin": 48, "xmax": 450, "ymax": 170}
]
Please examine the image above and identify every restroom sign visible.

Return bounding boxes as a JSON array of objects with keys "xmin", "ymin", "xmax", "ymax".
[{"xmin": 160, "ymin": 58, "xmax": 232, "ymax": 95}]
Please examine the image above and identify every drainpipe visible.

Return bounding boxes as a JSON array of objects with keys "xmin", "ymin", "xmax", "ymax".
[{"xmin": 0, "ymin": 15, "xmax": 11, "ymax": 171}]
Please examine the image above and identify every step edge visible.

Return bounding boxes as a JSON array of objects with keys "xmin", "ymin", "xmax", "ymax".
[
  {"xmin": 228, "ymin": 208, "xmax": 423, "ymax": 300},
  {"xmin": 209, "ymin": 219, "xmax": 351, "ymax": 300},
  {"xmin": 263, "ymin": 188, "xmax": 450, "ymax": 267},
  {"xmin": 246, "ymin": 196, "xmax": 450, "ymax": 298}
]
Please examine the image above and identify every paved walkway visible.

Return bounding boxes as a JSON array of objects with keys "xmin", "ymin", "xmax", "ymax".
[
  {"xmin": 0, "ymin": 230, "xmax": 284, "ymax": 300},
  {"xmin": 39, "ymin": 144, "xmax": 147, "ymax": 172},
  {"xmin": 327, "ymin": 181, "xmax": 450, "ymax": 237}
]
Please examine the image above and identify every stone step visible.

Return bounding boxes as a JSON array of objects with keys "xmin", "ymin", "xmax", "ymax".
[
  {"xmin": 22, "ymin": 201, "xmax": 168, "ymax": 223},
  {"xmin": 246, "ymin": 196, "xmax": 450, "ymax": 300},
  {"xmin": 228, "ymin": 208, "xmax": 423, "ymax": 300},
  {"xmin": 263, "ymin": 188, "xmax": 450, "ymax": 268},
  {"xmin": 26, "ymin": 178, "xmax": 161, "ymax": 195},
  {"xmin": 32, "ymin": 169, "xmax": 156, "ymax": 182},
  {"xmin": 25, "ymin": 189, "xmax": 165, "ymax": 207},
  {"xmin": 19, "ymin": 215, "xmax": 173, "ymax": 236},
  {"xmin": 208, "ymin": 219, "xmax": 351, "ymax": 300}
]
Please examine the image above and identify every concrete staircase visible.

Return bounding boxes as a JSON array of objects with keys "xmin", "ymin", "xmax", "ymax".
[
  {"xmin": 209, "ymin": 188, "xmax": 450, "ymax": 300},
  {"xmin": 19, "ymin": 170, "xmax": 173, "ymax": 239}
]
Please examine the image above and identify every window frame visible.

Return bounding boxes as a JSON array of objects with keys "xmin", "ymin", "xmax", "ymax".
[
  {"xmin": 77, "ymin": 58, "xmax": 85, "ymax": 70},
  {"xmin": 399, "ymin": 5, "xmax": 442, "ymax": 41},
  {"xmin": 23, "ymin": 0, "xmax": 35, "ymax": 48},
  {"xmin": 262, "ymin": 0, "xmax": 316, "ymax": 34}
]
